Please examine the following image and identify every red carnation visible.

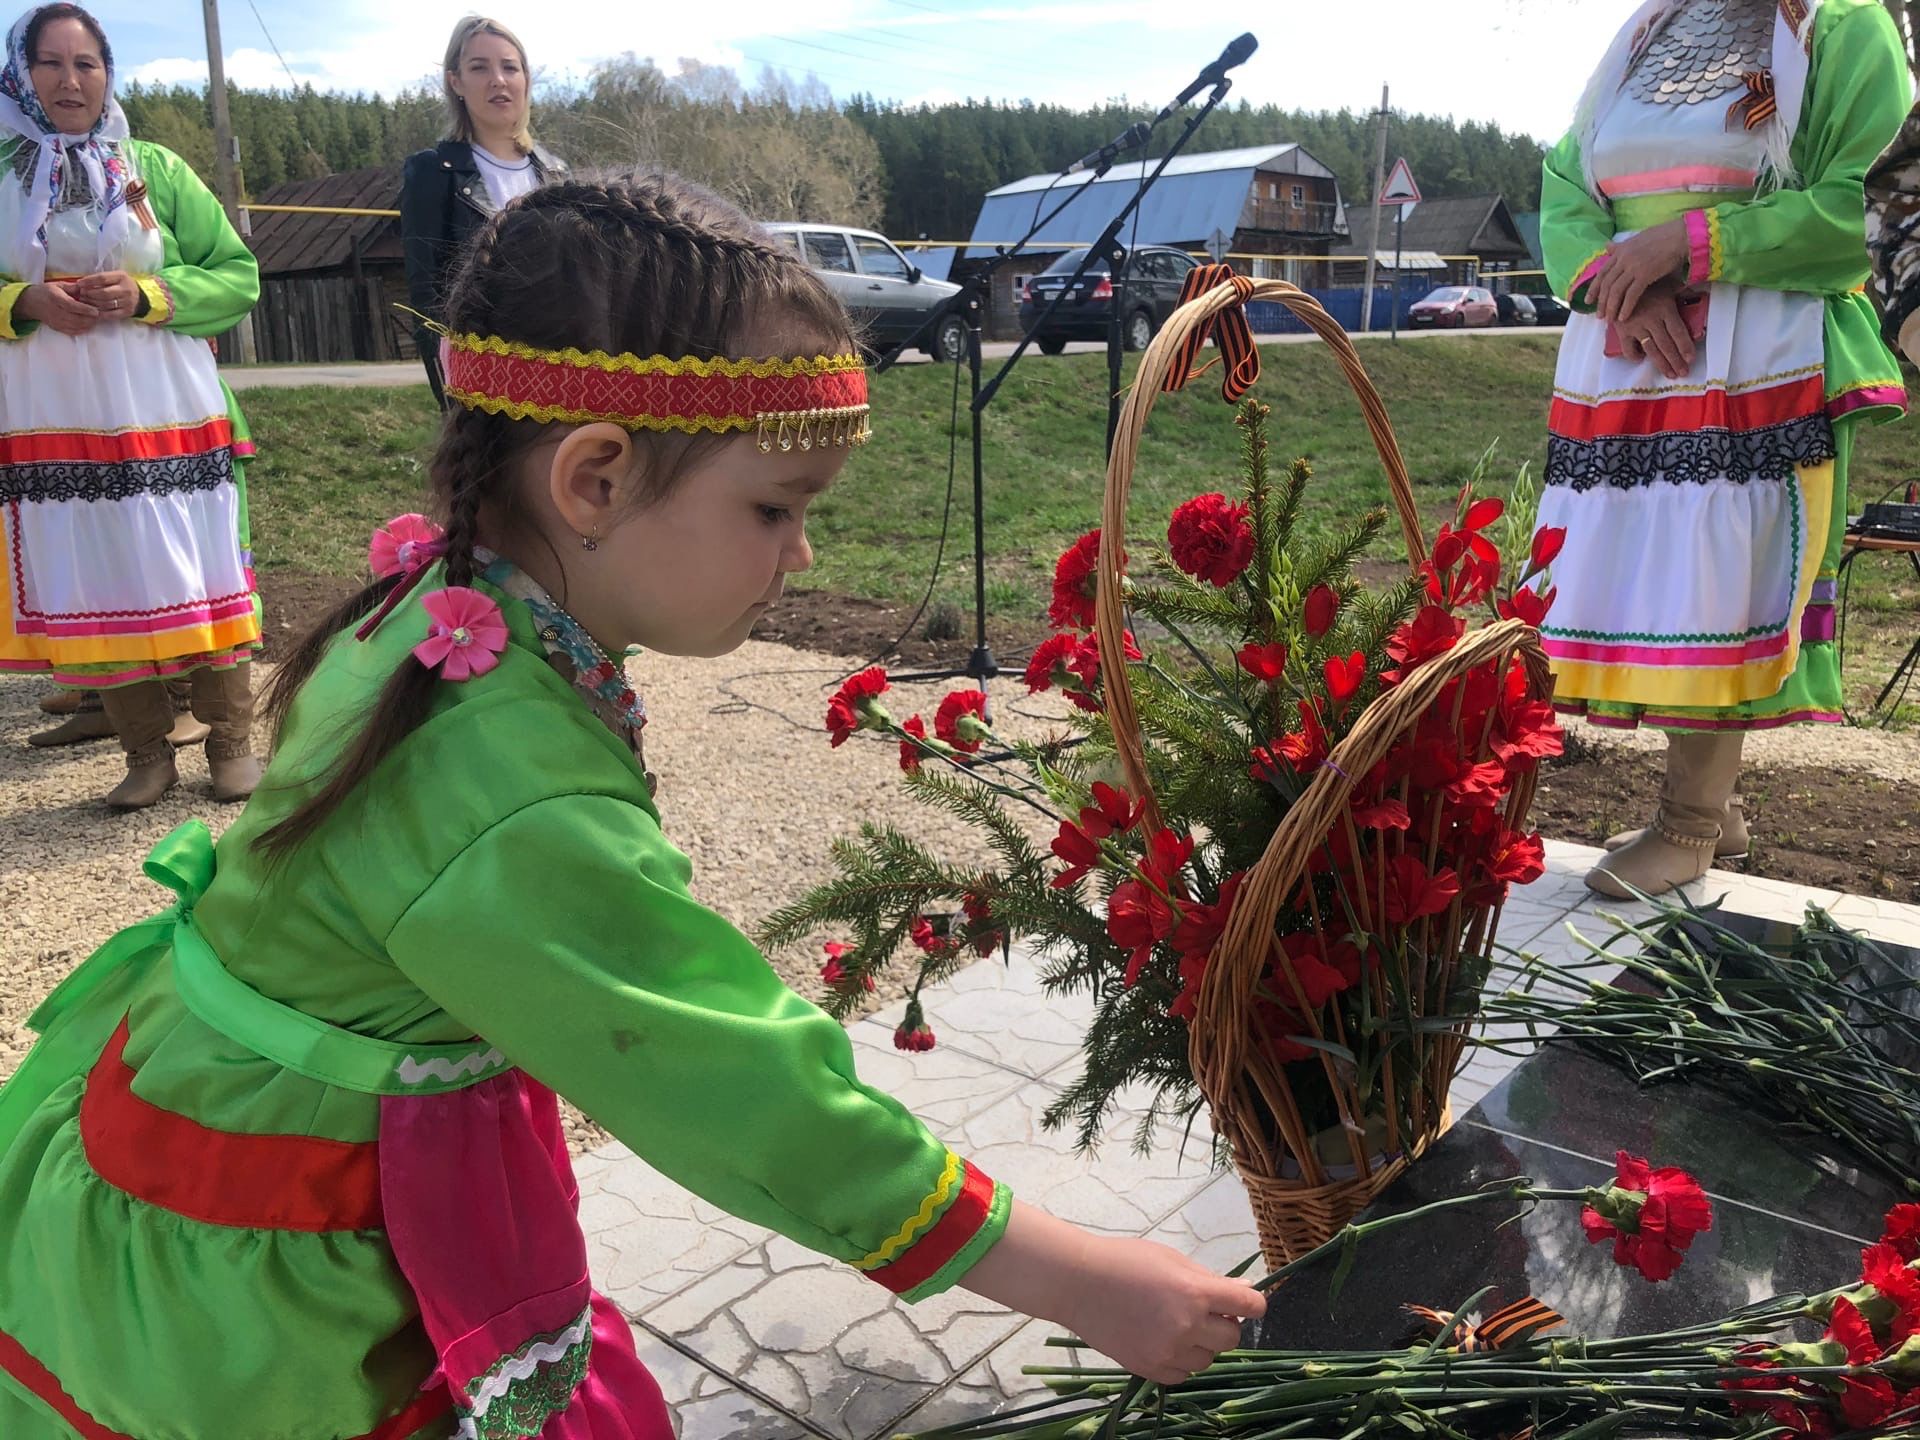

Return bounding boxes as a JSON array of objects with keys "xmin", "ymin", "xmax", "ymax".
[
  {"xmin": 1529, "ymin": 524, "xmax": 1567, "ymax": 573},
  {"xmin": 1023, "ymin": 633, "xmax": 1080, "ymax": 696},
  {"xmin": 1048, "ymin": 529, "xmax": 1106, "ymax": 630},
  {"xmin": 961, "ymin": 890, "xmax": 1003, "ymax": 957},
  {"xmin": 1303, "ymin": 584, "xmax": 1340, "ymax": 638},
  {"xmin": 1237, "ymin": 641, "xmax": 1289, "ymax": 682},
  {"xmin": 1274, "ymin": 931, "xmax": 1362, "ymax": 1008},
  {"xmin": 1079, "ymin": 781, "xmax": 1145, "ymax": 840},
  {"xmin": 820, "ymin": 940, "xmax": 876, "ymax": 993},
  {"xmin": 1498, "ymin": 584, "xmax": 1557, "ymax": 627},
  {"xmin": 825, "ymin": 666, "xmax": 891, "ymax": 747},
  {"xmin": 908, "ymin": 915, "xmax": 944, "ymax": 953},
  {"xmin": 1883, "ymin": 1204, "xmax": 1920, "ymax": 1261},
  {"xmin": 1493, "ymin": 698, "xmax": 1564, "ymax": 767},
  {"xmin": 1276, "ymin": 697, "xmax": 1330, "ymax": 773},
  {"xmin": 1580, "ymin": 1151, "xmax": 1713, "ymax": 1282},
  {"xmin": 1352, "ymin": 796, "xmax": 1411, "ymax": 831},
  {"xmin": 1051, "ymin": 818, "xmax": 1105, "ymax": 888},
  {"xmin": 1167, "ymin": 493, "xmax": 1254, "ymax": 587},
  {"xmin": 898, "ymin": 714, "xmax": 928, "ymax": 774},
  {"xmin": 1062, "ymin": 630, "xmax": 1143, "ymax": 711},
  {"xmin": 934, "ymin": 689, "xmax": 990, "ymax": 756}
]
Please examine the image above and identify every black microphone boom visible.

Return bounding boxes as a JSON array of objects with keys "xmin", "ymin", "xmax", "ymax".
[
  {"xmin": 1065, "ymin": 120, "xmax": 1153, "ymax": 176},
  {"xmin": 1154, "ymin": 33, "xmax": 1258, "ymax": 124}
]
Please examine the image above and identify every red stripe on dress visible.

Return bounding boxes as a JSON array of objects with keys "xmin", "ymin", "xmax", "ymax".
[
  {"xmin": 0, "ymin": 419, "xmax": 233, "ymax": 466},
  {"xmin": 1549, "ymin": 375, "xmax": 1826, "ymax": 441},
  {"xmin": 0, "ymin": 1325, "xmax": 451, "ymax": 1440},
  {"xmin": 81, "ymin": 1018, "xmax": 383, "ymax": 1232},
  {"xmin": 865, "ymin": 1161, "xmax": 997, "ymax": 1295}
]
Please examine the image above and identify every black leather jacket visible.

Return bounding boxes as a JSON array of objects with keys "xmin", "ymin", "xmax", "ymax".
[{"xmin": 400, "ymin": 139, "xmax": 566, "ymax": 404}]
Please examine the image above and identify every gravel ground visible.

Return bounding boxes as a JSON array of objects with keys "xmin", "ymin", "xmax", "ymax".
[
  {"xmin": 0, "ymin": 647, "xmax": 1068, "ymax": 1149},
  {"xmin": 6, "ymin": 646, "xmax": 1917, "ymax": 1150}
]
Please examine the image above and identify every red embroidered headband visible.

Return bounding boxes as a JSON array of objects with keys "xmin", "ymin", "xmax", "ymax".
[{"xmin": 440, "ymin": 332, "xmax": 872, "ymax": 452}]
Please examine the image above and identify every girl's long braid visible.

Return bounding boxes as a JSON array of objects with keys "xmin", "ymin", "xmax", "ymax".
[{"xmin": 254, "ymin": 173, "xmax": 852, "ymax": 862}]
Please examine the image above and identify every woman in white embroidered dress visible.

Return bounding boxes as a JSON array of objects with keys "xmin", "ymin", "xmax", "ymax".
[
  {"xmin": 1535, "ymin": 0, "xmax": 1909, "ymax": 897},
  {"xmin": 0, "ymin": 3, "xmax": 262, "ymax": 809}
]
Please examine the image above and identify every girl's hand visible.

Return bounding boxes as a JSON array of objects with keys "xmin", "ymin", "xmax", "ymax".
[
  {"xmin": 1590, "ymin": 219, "xmax": 1690, "ymax": 325},
  {"xmin": 71, "ymin": 270, "xmax": 142, "ymax": 321},
  {"xmin": 1060, "ymin": 1234, "xmax": 1267, "ymax": 1386},
  {"xmin": 1616, "ymin": 285, "xmax": 1697, "ymax": 380},
  {"xmin": 15, "ymin": 281, "xmax": 99, "ymax": 335}
]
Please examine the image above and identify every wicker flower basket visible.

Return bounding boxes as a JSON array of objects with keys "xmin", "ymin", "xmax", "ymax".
[{"xmin": 1092, "ymin": 278, "xmax": 1553, "ymax": 1267}]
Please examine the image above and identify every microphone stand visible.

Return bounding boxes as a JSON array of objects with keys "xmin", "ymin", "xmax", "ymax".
[
  {"xmin": 870, "ymin": 148, "xmax": 1143, "ymax": 688},
  {"xmin": 978, "ymin": 76, "xmax": 1237, "ymax": 460}
]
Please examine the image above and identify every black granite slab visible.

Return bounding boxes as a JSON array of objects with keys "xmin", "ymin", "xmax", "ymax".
[{"xmin": 1251, "ymin": 910, "xmax": 1918, "ymax": 1351}]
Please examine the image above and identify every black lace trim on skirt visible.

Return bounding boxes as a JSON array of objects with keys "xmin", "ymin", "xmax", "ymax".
[
  {"xmin": 0, "ymin": 451, "xmax": 234, "ymax": 504},
  {"xmin": 1545, "ymin": 413, "xmax": 1837, "ymax": 492}
]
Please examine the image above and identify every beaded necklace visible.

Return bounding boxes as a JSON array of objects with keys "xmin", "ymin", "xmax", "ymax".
[{"xmin": 477, "ymin": 550, "xmax": 648, "ymax": 736}]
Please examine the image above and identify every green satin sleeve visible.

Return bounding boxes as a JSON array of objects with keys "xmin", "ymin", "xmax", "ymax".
[
  {"xmin": 129, "ymin": 140, "xmax": 260, "ymax": 337},
  {"xmin": 1540, "ymin": 130, "xmax": 1620, "ymax": 311},
  {"xmin": 1700, "ymin": 0, "xmax": 1914, "ymax": 295},
  {"xmin": 383, "ymin": 792, "xmax": 1009, "ymax": 1298}
]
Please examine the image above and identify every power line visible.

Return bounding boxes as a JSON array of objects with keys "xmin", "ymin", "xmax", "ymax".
[{"xmin": 241, "ymin": 0, "xmax": 301, "ymax": 90}]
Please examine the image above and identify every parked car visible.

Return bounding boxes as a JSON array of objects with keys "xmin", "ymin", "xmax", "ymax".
[
  {"xmin": 1495, "ymin": 293, "xmax": 1538, "ymax": 326},
  {"xmin": 763, "ymin": 221, "xmax": 967, "ymax": 362},
  {"xmin": 1407, "ymin": 285, "xmax": 1498, "ymax": 329},
  {"xmin": 1019, "ymin": 245, "xmax": 1200, "ymax": 353},
  {"xmin": 1529, "ymin": 293, "xmax": 1572, "ymax": 326}
]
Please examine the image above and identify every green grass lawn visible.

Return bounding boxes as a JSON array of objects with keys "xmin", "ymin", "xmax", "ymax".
[{"xmin": 238, "ymin": 336, "xmax": 1920, "ymax": 721}]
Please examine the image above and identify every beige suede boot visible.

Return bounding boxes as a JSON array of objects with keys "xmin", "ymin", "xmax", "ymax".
[
  {"xmin": 1604, "ymin": 794, "xmax": 1749, "ymax": 859},
  {"xmin": 192, "ymin": 664, "xmax": 262, "ymax": 803},
  {"xmin": 99, "ymin": 682, "xmax": 180, "ymax": 812},
  {"xmin": 28, "ymin": 692, "xmax": 115, "ymax": 747},
  {"xmin": 1586, "ymin": 732, "xmax": 1744, "ymax": 899}
]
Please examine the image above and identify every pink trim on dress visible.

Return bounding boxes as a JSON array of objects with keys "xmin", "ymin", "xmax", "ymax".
[
  {"xmin": 1827, "ymin": 384, "xmax": 1908, "ymax": 420},
  {"xmin": 1683, "ymin": 210, "xmax": 1715, "ymax": 287},
  {"xmin": 1600, "ymin": 164, "xmax": 1757, "ymax": 198},
  {"xmin": 378, "ymin": 1071, "xmax": 673, "ymax": 1438},
  {"xmin": 1543, "ymin": 630, "xmax": 1791, "ymax": 667}
]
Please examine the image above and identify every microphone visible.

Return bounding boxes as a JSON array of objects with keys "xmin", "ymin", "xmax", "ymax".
[
  {"xmin": 1154, "ymin": 33, "xmax": 1258, "ymax": 123},
  {"xmin": 1065, "ymin": 121, "xmax": 1153, "ymax": 176}
]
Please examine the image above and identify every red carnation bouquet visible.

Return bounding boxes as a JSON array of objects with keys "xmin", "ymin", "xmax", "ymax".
[{"xmin": 762, "ymin": 401, "xmax": 1563, "ymax": 1261}]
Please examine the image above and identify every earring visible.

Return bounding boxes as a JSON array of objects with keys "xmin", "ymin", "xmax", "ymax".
[{"xmin": 581, "ymin": 526, "xmax": 600, "ymax": 553}]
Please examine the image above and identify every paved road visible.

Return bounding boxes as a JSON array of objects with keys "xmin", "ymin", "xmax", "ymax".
[{"xmin": 219, "ymin": 325, "xmax": 1547, "ymax": 390}]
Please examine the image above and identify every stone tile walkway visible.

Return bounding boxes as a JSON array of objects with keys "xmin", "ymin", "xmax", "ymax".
[{"xmin": 581, "ymin": 841, "xmax": 1919, "ymax": 1439}]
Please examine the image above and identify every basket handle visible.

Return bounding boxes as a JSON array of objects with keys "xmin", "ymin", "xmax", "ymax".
[{"xmin": 1094, "ymin": 279, "xmax": 1429, "ymax": 835}]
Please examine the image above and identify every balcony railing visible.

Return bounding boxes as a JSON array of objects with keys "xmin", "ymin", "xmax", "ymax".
[{"xmin": 1245, "ymin": 199, "xmax": 1342, "ymax": 235}]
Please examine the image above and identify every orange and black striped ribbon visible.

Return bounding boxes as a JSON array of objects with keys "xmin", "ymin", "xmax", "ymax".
[
  {"xmin": 1728, "ymin": 70, "xmax": 1777, "ymax": 131},
  {"xmin": 1161, "ymin": 263, "xmax": 1260, "ymax": 403},
  {"xmin": 1403, "ymin": 1295, "xmax": 1565, "ymax": 1353}
]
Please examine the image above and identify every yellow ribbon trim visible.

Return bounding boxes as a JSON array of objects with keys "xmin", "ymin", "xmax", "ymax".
[
  {"xmin": 853, "ymin": 1150, "xmax": 962, "ymax": 1270},
  {"xmin": 443, "ymin": 330, "xmax": 864, "ymax": 379},
  {"xmin": 1705, "ymin": 209, "xmax": 1726, "ymax": 283},
  {"xmin": 445, "ymin": 389, "xmax": 872, "ymax": 442}
]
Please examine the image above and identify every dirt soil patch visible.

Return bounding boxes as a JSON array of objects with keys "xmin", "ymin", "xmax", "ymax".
[{"xmin": 260, "ymin": 571, "xmax": 1920, "ymax": 905}]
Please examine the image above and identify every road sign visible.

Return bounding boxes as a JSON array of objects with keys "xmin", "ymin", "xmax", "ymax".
[
  {"xmin": 1206, "ymin": 227, "xmax": 1231, "ymax": 264},
  {"xmin": 1379, "ymin": 156, "xmax": 1422, "ymax": 206}
]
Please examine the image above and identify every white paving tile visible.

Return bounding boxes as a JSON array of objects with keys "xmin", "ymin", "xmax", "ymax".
[
  {"xmin": 857, "ymin": 947, "xmax": 1095, "ymax": 1080},
  {"xmin": 1824, "ymin": 892, "xmax": 1920, "ymax": 951},
  {"xmin": 580, "ymin": 1142, "xmax": 772, "ymax": 1317},
  {"xmin": 629, "ymin": 1321, "xmax": 827, "ymax": 1439}
]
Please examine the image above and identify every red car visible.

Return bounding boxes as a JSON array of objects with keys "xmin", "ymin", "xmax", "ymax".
[{"xmin": 1407, "ymin": 285, "xmax": 1499, "ymax": 329}]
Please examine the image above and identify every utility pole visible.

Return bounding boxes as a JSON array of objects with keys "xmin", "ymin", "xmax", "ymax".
[
  {"xmin": 201, "ymin": 0, "xmax": 257, "ymax": 363},
  {"xmin": 1359, "ymin": 85, "xmax": 1389, "ymax": 335}
]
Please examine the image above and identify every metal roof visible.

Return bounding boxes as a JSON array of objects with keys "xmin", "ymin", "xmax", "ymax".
[
  {"xmin": 245, "ymin": 164, "xmax": 402, "ymax": 276},
  {"xmin": 1341, "ymin": 249, "xmax": 1449, "ymax": 271},
  {"xmin": 965, "ymin": 143, "xmax": 1346, "ymax": 260}
]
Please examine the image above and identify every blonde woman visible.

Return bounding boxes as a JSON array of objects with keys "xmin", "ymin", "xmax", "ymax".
[{"xmin": 401, "ymin": 14, "xmax": 566, "ymax": 405}]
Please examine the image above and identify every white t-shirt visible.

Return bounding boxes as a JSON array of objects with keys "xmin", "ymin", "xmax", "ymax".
[{"xmin": 472, "ymin": 147, "xmax": 538, "ymax": 210}]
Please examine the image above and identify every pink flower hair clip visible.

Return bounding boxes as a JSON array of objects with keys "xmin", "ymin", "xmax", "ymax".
[
  {"xmin": 356, "ymin": 514, "xmax": 453, "ymax": 643},
  {"xmin": 368, "ymin": 514, "xmax": 446, "ymax": 579},
  {"xmin": 413, "ymin": 587, "xmax": 509, "ymax": 681}
]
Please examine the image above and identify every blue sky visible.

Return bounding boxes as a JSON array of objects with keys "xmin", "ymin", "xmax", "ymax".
[{"xmin": 100, "ymin": 0, "xmax": 1635, "ymax": 143}]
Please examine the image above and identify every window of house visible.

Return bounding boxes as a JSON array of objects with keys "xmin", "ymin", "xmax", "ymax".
[{"xmin": 1291, "ymin": 184, "xmax": 1305, "ymax": 206}]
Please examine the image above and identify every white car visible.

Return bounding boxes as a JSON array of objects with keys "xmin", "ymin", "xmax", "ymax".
[{"xmin": 763, "ymin": 221, "xmax": 967, "ymax": 362}]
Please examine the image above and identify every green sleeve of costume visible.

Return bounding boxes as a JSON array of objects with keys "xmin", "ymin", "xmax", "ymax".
[
  {"xmin": 129, "ymin": 141, "xmax": 260, "ymax": 338},
  {"xmin": 0, "ymin": 280, "xmax": 34, "ymax": 339},
  {"xmin": 384, "ymin": 793, "xmax": 1010, "ymax": 1301},
  {"xmin": 1540, "ymin": 130, "xmax": 1618, "ymax": 311},
  {"xmin": 1699, "ymin": 1, "xmax": 1914, "ymax": 295}
]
